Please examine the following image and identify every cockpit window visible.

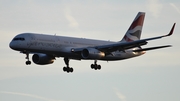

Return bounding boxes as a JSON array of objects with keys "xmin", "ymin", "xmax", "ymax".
[{"xmin": 13, "ymin": 37, "xmax": 25, "ymax": 41}]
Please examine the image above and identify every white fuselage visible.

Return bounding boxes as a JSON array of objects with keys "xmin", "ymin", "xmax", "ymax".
[{"xmin": 9, "ymin": 33, "xmax": 144, "ymax": 61}]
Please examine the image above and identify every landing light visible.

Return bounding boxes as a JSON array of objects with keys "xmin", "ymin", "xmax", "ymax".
[{"xmin": 71, "ymin": 48, "xmax": 74, "ymax": 52}]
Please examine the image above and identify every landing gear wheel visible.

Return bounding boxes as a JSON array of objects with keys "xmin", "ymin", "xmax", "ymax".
[
  {"xmin": 91, "ymin": 60, "xmax": 101, "ymax": 70},
  {"xmin": 63, "ymin": 67, "xmax": 73, "ymax": 73},
  {"xmin": 69, "ymin": 68, "xmax": 73, "ymax": 72},
  {"xmin": 63, "ymin": 58, "xmax": 74, "ymax": 73},
  {"xmin": 25, "ymin": 52, "xmax": 31, "ymax": 65},
  {"xmin": 63, "ymin": 67, "xmax": 67, "ymax": 71},
  {"xmin": 26, "ymin": 61, "xmax": 31, "ymax": 65},
  {"xmin": 97, "ymin": 65, "xmax": 101, "ymax": 70},
  {"xmin": 91, "ymin": 64, "xmax": 95, "ymax": 69}
]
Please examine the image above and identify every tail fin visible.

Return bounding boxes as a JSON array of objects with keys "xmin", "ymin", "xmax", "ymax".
[{"xmin": 121, "ymin": 12, "xmax": 145, "ymax": 42}]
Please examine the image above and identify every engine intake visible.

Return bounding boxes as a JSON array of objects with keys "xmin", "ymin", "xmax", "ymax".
[
  {"xmin": 81, "ymin": 48, "xmax": 105, "ymax": 59},
  {"xmin": 32, "ymin": 54, "xmax": 55, "ymax": 65}
]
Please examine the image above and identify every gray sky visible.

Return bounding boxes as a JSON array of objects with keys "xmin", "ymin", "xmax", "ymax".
[{"xmin": 0, "ymin": 0, "xmax": 180, "ymax": 101}]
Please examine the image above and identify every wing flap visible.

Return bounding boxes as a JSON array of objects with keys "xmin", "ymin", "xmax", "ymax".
[{"xmin": 95, "ymin": 40, "xmax": 147, "ymax": 52}]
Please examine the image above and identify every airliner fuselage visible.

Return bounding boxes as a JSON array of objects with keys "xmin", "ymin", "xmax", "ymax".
[
  {"xmin": 9, "ymin": 12, "xmax": 175, "ymax": 73},
  {"xmin": 10, "ymin": 33, "xmax": 142, "ymax": 61}
]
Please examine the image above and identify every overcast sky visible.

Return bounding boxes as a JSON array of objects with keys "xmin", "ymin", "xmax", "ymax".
[{"xmin": 0, "ymin": 0, "xmax": 180, "ymax": 101}]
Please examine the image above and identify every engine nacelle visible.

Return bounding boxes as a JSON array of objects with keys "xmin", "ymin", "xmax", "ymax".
[
  {"xmin": 32, "ymin": 54, "xmax": 55, "ymax": 65},
  {"xmin": 81, "ymin": 48, "xmax": 105, "ymax": 59}
]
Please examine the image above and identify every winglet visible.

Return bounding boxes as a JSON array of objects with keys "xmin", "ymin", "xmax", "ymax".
[{"xmin": 166, "ymin": 23, "xmax": 176, "ymax": 36}]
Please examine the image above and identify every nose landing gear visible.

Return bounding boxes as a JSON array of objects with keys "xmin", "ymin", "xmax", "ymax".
[{"xmin": 25, "ymin": 52, "xmax": 31, "ymax": 65}]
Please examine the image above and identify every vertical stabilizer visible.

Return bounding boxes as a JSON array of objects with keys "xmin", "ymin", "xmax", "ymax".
[{"xmin": 121, "ymin": 12, "xmax": 145, "ymax": 42}]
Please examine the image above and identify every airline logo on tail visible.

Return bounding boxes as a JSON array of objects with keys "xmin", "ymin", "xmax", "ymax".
[{"xmin": 121, "ymin": 12, "xmax": 145, "ymax": 42}]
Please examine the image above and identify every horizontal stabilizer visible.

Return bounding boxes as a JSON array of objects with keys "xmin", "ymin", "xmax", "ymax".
[{"xmin": 133, "ymin": 45, "xmax": 172, "ymax": 52}]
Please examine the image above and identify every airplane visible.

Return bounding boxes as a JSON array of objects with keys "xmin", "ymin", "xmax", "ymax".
[{"xmin": 9, "ymin": 12, "xmax": 175, "ymax": 73}]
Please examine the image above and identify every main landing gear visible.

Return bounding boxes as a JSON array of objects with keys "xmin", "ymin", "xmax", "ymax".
[
  {"xmin": 91, "ymin": 60, "xmax": 101, "ymax": 70},
  {"xmin": 62, "ymin": 59, "xmax": 101, "ymax": 73},
  {"xmin": 63, "ymin": 58, "xmax": 73, "ymax": 73},
  {"xmin": 25, "ymin": 52, "xmax": 31, "ymax": 65}
]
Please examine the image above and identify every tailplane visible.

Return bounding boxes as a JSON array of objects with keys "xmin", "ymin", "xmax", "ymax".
[{"xmin": 121, "ymin": 12, "xmax": 145, "ymax": 42}]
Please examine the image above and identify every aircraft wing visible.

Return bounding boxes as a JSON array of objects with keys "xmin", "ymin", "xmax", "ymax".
[{"xmin": 73, "ymin": 23, "xmax": 175, "ymax": 54}]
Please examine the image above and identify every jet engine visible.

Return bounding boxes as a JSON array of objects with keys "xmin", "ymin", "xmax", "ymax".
[
  {"xmin": 32, "ymin": 54, "xmax": 55, "ymax": 65},
  {"xmin": 81, "ymin": 48, "xmax": 105, "ymax": 59}
]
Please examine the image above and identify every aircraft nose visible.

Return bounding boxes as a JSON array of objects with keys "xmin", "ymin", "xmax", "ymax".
[{"xmin": 9, "ymin": 41, "xmax": 16, "ymax": 49}]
